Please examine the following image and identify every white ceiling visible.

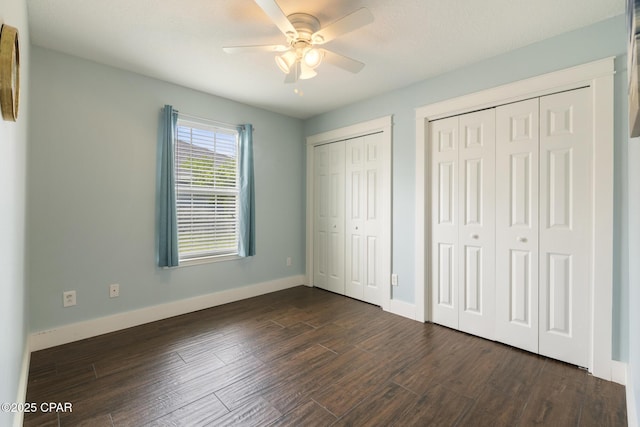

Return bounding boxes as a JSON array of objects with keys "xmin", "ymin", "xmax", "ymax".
[{"xmin": 27, "ymin": 0, "xmax": 624, "ymax": 119}]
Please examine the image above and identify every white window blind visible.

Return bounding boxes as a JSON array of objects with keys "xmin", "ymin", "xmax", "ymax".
[{"xmin": 174, "ymin": 118, "xmax": 239, "ymax": 261}]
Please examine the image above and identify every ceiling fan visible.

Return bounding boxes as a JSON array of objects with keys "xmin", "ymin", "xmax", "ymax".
[{"xmin": 223, "ymin": 0, "xmax": 374, "ymax": 83}]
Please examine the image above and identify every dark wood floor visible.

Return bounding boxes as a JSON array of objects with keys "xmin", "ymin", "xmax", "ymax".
[{"xmin": 25, "ymin": 286, "xmax": 626, "ymax": 426}]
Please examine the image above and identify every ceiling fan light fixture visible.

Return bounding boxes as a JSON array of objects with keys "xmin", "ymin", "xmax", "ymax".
[
  {"xmin": 299, "ymin": 62, "xmax": 317, "ymax": 80},
  {"xmin": 275, "ymin": 50, "xmax": 296, "ymax": 73},
  {"xmin": 302, "ymin": 47, "xmax": 323, "ymax": 69}
]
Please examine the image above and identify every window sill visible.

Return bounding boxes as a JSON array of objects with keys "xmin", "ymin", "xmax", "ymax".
[{"xmin": 176, "ymin": 253, "xmax": 242, "ymax": 268}]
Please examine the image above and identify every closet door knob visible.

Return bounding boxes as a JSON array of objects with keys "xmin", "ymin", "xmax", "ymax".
[
  {"xmin": 518, "ymin": 237, "xmax": 527, "ymax": 243},
  {"xmin": 355, "ymin": 226, "xmax": 359, "ymax": 230},
  {"xmin": 471, "ymin": 234, "xmax": 479, "ymax": 239}
]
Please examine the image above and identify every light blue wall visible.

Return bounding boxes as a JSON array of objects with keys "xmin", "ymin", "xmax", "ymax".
[
  {"xmin": 28, "ymin": 47, "xmax": 305, "ymax": 332},
  {"xmin": 0, "ymin": 0, "xmax": 29, "ymax": 424},
  {"xmin": 304, "ymin": 16, "xmax": 629, "ymax": 359},
  {"xmin": 21, "ymin": 11, "xmax": 640, "ymax": 419}
]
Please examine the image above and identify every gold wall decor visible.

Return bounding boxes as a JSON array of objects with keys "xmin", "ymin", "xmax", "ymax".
[{"xmin": 0, "ymin": 24, "xmax": 19, "ymax": 121}]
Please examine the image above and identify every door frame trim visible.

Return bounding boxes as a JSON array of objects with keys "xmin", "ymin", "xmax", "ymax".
[
  {"xmin": 414, "ymin": 57, "xmax": 615, "ymax": 379},
  {"xmin": 306, "ymin": 116, "xmax": 393, "ymax": 312}
]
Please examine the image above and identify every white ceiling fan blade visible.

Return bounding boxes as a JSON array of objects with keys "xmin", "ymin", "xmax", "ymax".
[
  {"xmin": 322, "ymin": 49, "xmax": 365, "ymax": 73},
  {"xmin": 254, "ymin": 0, "xmax": 298, "ymax": 38},
  {"xmin": 223, "ymin": 44, "xmax": 289, "ymax": 54},
  {"xmin": 312, "ymin": 8, "xmax": 373, "ymax": 44}
]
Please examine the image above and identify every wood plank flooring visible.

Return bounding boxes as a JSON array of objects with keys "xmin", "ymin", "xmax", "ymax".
[{"xmin": 24, "ymin": 286, "xmax": 627, "ymax": 426}]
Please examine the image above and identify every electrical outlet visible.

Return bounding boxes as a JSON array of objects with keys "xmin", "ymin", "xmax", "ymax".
[
  {"xmin": 63, "ymin": 290, "xmax": 76, "ymax": 307},
  {"xmin": 286, "ymin": 257, "xmax": 292, "ymax": 267},
  {"xmin": 391, "ymin": 274, "xmax": 398, "ymax": 286},
  {"xmin": 109, "ymin": 283, "xmax": 120, "ymax": 298}
]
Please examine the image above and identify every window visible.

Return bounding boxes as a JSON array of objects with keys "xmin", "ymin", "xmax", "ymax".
[{"xmin": 174, "ymin": 118, "xmax": 239, "ymax": 261}]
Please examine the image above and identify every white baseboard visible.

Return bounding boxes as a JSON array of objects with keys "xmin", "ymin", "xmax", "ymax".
[
  {"xmin": 387, "ymin": 298, "xmax": 417, "ymax": 321},
  {"xmin": 30, "ymin": 275, "xmax": 305, "ymax": 351},
  {"xmin": 13, "ymin": 343, "xmax": 30, "ymax": 427},
  {"xmin": 628, "ymin": 364, "xmax": 639, "ymax": 427},
  {"xmin": 611, "ymin": 360, "xmax": 627, "ymax": 385},
  {"xmin": 595, "ymin": 361, "xmax": 638, "ymax": 427}
]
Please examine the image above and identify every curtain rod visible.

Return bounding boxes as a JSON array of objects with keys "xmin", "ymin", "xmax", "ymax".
[{"xmin": 174, "ymin": 110, "xmax": 254, "ymax": 131}]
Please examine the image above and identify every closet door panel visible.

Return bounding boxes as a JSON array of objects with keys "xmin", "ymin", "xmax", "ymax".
[
  {"xmin": 495, "ymin": 98, "xmax": 539, "ymax": 353},
  {"xmin": 510, "ymin": 249, "xmax": 533, "ymax": 325},
  {"xmin": 430, "ymin": 117, "xmax": 459, "ymax": 329},
  {"xmin": 346, "ymin": 133, "xmax": 383, "ymax": 305},
  {"xmin": 457, "ymin": 109, "xmax": 496, "ymax": 340},
  {"xmin": 327, "ymin": 142, "xmax": 346, "ymax": 294},
  {"xmin": 345, "ymin": 138, "xmax": 364, "ymax": 300},
  {"xmin": 362, "ymin": 133, "xmax": 383, "ymax": 305},
  {"xmin": 539, "ymin": 88, "xmax": 591, "ymax": 367},
  {"xmin": 313, "ymin": 145, "xmax": 330, "ymax": 290}
]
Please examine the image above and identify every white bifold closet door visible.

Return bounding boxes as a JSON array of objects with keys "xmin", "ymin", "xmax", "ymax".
[
  {"xmin": 431, "ymin": 87, "xmax": 591, "ymax": 367},
  {"xmin": 538, "ymin": 89, "xmax": 591, "ymax": 367},
  {"xmin": 495, "ymin": 98, "xmax": 541, "ymax": 354},
  {"xmin": 431, "ymin": 109, "xmax": 496, "ymax": 340},
  {"xmin": 345, "ymin": 133, "xmax": 383, "ymax": 305},
  {"xmin": 495, "ymin": 88, "xmax": 591, "ymax": 367},
  {"xmin": 431, "ymin": 116, "xmax": 459, "ymax": 329},
  {"xmin": 313, "ymin": 142, "xmax": 345, "ymax": 295},
  {"xmin": 313, "ymin": 134, "xmax": 384, "ymax": 304}
]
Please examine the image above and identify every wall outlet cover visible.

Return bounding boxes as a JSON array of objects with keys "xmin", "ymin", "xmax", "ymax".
[
  {"xmin": 109, "ymin": 284, "xmax": 120, "ymax": 298},
  {"xmin": 391, "ymin": 274, "xmax": 398, "ymax": 286},
  {"xmin": 63, "ymin": 290, "xmax": 76, "ymax": 307}
]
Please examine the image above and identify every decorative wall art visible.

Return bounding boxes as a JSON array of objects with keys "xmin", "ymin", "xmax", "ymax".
[{"xmin": 0, "ymin": 23, "xmax": 19, "ymax": 122}]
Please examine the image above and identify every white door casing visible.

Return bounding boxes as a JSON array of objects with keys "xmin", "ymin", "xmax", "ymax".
[{"xmin": 495, "ymin": 98, "xmax": 540, "ymax": 354}]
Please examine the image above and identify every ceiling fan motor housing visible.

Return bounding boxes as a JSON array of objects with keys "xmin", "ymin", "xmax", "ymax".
[{"xmin": 287, "ymin": 13, "xmax": 322, "ymax": 44}]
